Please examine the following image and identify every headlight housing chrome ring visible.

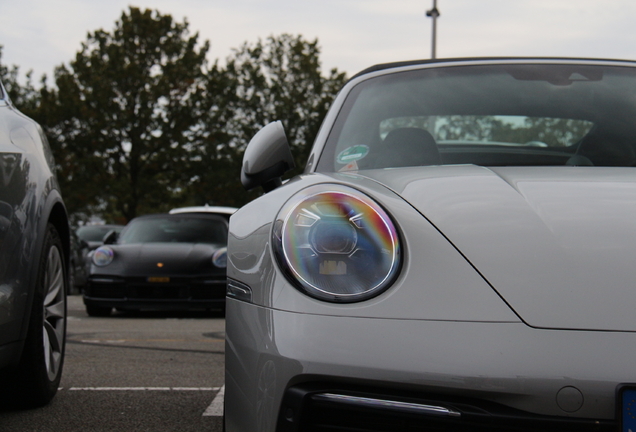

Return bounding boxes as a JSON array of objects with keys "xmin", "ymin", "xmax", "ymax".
[{"xmin": 272, "ymin": 184, "xmax": 402, "ymax": 303}]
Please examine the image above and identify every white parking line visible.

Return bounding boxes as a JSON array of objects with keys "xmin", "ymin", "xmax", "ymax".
[
  {"xmin": 68, "ymin": 387, "xmax": 219, "ymax": 391},
  {"xmin": 66, "ymin": 386, "xmax": 225, "ymax": 417},
  {"xmin": 203, "ymin": 385, "xmax": 225, "ymax": 417}
]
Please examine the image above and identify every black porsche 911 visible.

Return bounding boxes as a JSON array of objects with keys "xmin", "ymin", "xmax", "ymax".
[{"xmin": 82, "ymin": 212, "xmax": 230, "ymax": 316}]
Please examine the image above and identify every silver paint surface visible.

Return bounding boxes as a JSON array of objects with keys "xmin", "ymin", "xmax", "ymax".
[{"xmin": 226, "ymin": 58, "xmax": 636, "ymax": 431}]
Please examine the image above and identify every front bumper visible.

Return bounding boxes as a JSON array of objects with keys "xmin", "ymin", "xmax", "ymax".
[
  {"xmin": 275, "ymin": 383, "xmax": 614, "ymax": 432},
  {"xmin": 83, "ymin": 275, "xmax": 226, "ymax": 311},
  {"xmin": 225, "ymin": 298, "xmax": 633, "ymax": 432}
]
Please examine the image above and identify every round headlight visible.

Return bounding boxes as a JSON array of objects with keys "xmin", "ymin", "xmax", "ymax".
[
  {"xmin": 273, "ymin": 184, "xmax": 401, "ymax": 302},
  {"xmin": 92, "ymin": 246, "xmax": 114, "ymax": 267},
  {"xmin": 212, "ymin": 247, "xmax": 228, "ymax": 268}
]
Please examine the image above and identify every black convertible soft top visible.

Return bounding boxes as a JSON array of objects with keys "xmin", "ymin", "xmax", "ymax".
[{"xmin": 349, "ymin": 56, "xmax": 636, "ymax": 80}]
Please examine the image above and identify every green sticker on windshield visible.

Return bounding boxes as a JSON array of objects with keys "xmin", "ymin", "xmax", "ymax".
[{"xmin": 337, "ymin": 145, "xmax": 369, "ymax": 164}]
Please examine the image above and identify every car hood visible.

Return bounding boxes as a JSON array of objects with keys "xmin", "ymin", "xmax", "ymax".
[
  {"xmin": 360, "ymin": 165, "xmax": 636, "ymax": 331},
  {"xmin": 102, "ymin": 243, "xmax": 224, "ymax": 275}
]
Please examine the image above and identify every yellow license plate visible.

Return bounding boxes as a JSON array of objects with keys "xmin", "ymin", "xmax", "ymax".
[{"xmin": 147, "ymin": 276, "xmax": 170, "ymax": 283}]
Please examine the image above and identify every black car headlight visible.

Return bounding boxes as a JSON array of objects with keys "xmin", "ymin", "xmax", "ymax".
[
  {"xmin": 272, "ymin": 184, "xmax": 402, "ymax": 302},
  {"xmin": 212, "ymin": 247, "xmax": 228, "ymax": 268},
  {"xmin": 92, "ymin": 246, "xmax": 114, "ymax": 266}
]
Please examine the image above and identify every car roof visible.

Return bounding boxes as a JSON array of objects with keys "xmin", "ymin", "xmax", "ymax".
[{"xmin": 169, "ymin": 206, "xmax": 238, "ymax": 215}]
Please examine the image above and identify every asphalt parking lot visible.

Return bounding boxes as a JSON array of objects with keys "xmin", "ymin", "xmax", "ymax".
[{"xmin": 0, "ymin": 295, "xmax": 225, "ymax": 431}]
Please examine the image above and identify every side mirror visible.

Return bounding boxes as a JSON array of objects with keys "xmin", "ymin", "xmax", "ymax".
[
  {"xmin": 241, "ymin": 121, "xmax": 295, "ymax": 192},
  {"xmin": 102, "ymin": 230, "xmax": 118, "ymax": 245}
]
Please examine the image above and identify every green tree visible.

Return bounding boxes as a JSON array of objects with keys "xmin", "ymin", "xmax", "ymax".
[
  {"xmin": 173, "ymin": 61, "xmax": 241, "ymax": 208},
  {"xmin": 0, "ymin": 46, "xmax": 42, "ymax": 117},
  {"xmin": 43, "ymin": 7, "xmax": 218, "ymax": 223},
  {"xmin": 436, "ymin": 115, "xmax": 592, "ymax": 147},
  {"xmin": 185, "ymin": 34, "xmax": 347, "ymax": 207}
]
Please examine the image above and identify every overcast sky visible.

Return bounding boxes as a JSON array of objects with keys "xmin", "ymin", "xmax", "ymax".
[{"xmin": 2, "ymin": 0, "xmax": 636, "ymax": 83}]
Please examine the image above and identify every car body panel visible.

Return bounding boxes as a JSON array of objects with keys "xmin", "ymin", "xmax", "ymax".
[
  {"xmin": 226, "ymin": 298, "xmax": 636, "ymax": 431},
  {"xmin": 0, "ymin": 82, "xmax": 69, "ymax": 371},
  {"xmin": 91, "ymin": 242, "xmax": 224, "ymax": 275},
  {"xmin": 228, "ymin": 172, "xmax": 519, "ymax": 322},
  {"xmin": 226, "ymin": 58, "xmax": 636, "ymax": 431},
  {"xmin": 358, "ymin": 165, "xmax": 636, "ymax": 332}
]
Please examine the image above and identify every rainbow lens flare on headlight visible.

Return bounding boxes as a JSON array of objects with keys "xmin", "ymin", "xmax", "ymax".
[
  {"xmin": 273, "ymin": 184, "xmax": 401, "ymax": 302},
  {"xmin": 212, "ymin": 247, "xmax": 228, "ymax": 268}
]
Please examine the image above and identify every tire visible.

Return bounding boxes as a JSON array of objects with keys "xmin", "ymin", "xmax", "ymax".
[
  {"xmin": 85, "ymin": 304, "xmax": 112, "ymax": 317},
  {"xmin": 10, "ymin": 224, "xmax": 68, "ymax": 408}
]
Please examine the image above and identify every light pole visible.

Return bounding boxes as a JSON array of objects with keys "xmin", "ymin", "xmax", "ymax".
[{"xmin": 426, "ymin": 0, "xmax": 440, "ymax": 59}]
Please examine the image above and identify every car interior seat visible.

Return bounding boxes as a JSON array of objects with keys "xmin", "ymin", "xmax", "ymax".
[{"xmin": 376, "ymin": 127, "xmax": 442, "ymax": 168}]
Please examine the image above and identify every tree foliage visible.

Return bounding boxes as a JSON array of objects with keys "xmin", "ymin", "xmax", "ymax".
[
  {"xmin": 436, "ymin": 115, "xmax": 592, "ymax": 147},
  {"xmin": 181, "ymin": 34, "xmax": 348, "ymax": 208},
  {"xmin": 0, "ymin": 46, "xmax": 41, "ymax": 116},
  {"xmin": 43, "ymin": 7, "xmax": 214, "ymax": 223},
  {"xmin": 384, "ymin": 114, "xmax": 593, "ymax": 148},
  {"xmin": 2, "ymin": 13, "xmax": 347, "ymax": 223},
  {"xmin": 225, "ymin": 34, "xmax": 347, "ymax": 172}
]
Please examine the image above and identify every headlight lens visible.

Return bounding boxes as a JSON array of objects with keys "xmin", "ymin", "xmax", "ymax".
[
  {"xmin": 92, "ymin": 246, "xmax": 114, "ymax": 266},
  {"xmin": 273, "ymin": 184, "xmax": 401, "ymax": 302}
]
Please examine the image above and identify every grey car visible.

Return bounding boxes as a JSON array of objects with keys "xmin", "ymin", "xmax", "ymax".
[
  {"xmin": 0, "ymin": 80, "xmax": 69, "ymax": 407},
  {"xmin": 225, "ymin": 58, "xmax": 636, "ymax": 431}
]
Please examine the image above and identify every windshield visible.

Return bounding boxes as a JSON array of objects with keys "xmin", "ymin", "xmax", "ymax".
[
  {"xmin": 317, "ymin": 63, "xmax": 636, "ymax": 171},
  {"xmin": 118, "ymin": 215, "xmax": 228, "ymax": 245}
]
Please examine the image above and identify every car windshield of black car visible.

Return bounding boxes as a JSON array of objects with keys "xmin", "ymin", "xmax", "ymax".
[{"xmin": 117, "ymin": 216, "xmax": 228, "ymax": 245}]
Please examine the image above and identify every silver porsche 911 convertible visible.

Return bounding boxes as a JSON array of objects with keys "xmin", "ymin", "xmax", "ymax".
[{"xmin": 225, "ymin": 58, "xmax": 636, "ymax": 432}]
